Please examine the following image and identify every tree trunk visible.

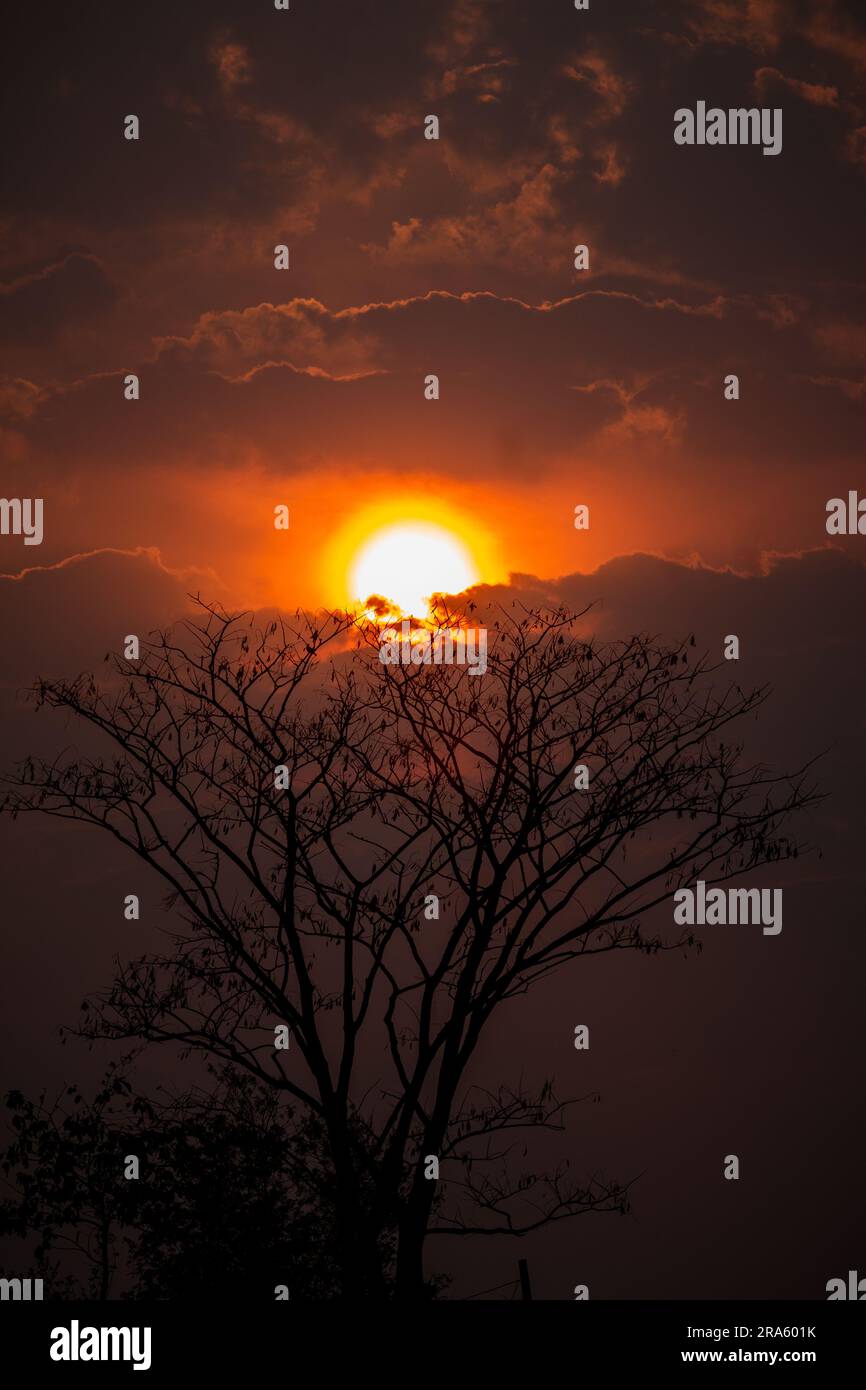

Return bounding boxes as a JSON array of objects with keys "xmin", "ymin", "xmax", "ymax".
[
  {"xmin": 335, "ymin": 1223, "xmax": 390, "ymax": 1298},
  {"xmin": 394, "ymin": 1208, "xmax": 430, "ymax": 1301},
  {"xmin": 98, "ymin": 1213, "xmax": 111, "ymax": 1300}
]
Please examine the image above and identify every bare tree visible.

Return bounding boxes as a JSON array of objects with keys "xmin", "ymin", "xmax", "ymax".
[{"xmin": 1, "ymin": 600, "xmax": 817, "ymax": 1298}]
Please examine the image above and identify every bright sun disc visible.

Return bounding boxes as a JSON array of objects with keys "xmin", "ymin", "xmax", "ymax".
[{"xmin": 350, "ymin": 522, "xmax": 478, "ymax": 618}]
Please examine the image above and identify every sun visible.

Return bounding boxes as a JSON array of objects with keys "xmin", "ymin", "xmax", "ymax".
[{"xmin": 350, "ymin": 522, "xmax": 479, "ymax": 618}]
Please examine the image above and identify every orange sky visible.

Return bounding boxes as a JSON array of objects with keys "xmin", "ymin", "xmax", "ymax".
[{"xmin": 2, "ymin": 0, "xmax": 865, "ymax": 612}]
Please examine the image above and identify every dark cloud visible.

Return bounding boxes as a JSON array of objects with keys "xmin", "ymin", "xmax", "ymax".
[
  {"xmin": 0, "ymin": 549, "xmax": 198, "ymax": 686},
  {"xmin": 4, "ymin": 0, "xmax": 865, "ymax": 385},
  {"xmin": 0, "ymin": 254, "xmax": 117, "ymax": 346},
  {"xmin": 4, "ymin": 289, "xmax": 864, "ymax": 523}
]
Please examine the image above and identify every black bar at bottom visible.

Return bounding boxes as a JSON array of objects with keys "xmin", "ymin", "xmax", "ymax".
[{"xmin": 0, "ymin": 1300, "xmax": 861, "ymax": 1377}]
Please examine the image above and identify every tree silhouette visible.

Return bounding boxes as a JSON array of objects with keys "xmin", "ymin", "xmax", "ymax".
[
  {"xmin": 0, "ymin": 1068, "xmax": 138, "ymax": 1300},
  {"xmin": 0, "ymin": 1065, "xmax": 384, "ymax": 1299},
  {"xmin": 1, "ymin": 600, "xmax": 817, "ymax": 1298}
]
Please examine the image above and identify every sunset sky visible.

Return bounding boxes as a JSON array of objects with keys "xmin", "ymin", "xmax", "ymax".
[
  {"xmin": 3, "ymin": 0, "xmax": 866, "ymax": 617},
  {"xmin": 2, "ymin": 0, "xmax": 866, "ymax": 1301}
]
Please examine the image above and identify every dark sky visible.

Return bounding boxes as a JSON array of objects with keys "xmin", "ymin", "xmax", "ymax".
[{"xmin": 2, "ymin": 0, "xmax": 865, "ymax": 1299}]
